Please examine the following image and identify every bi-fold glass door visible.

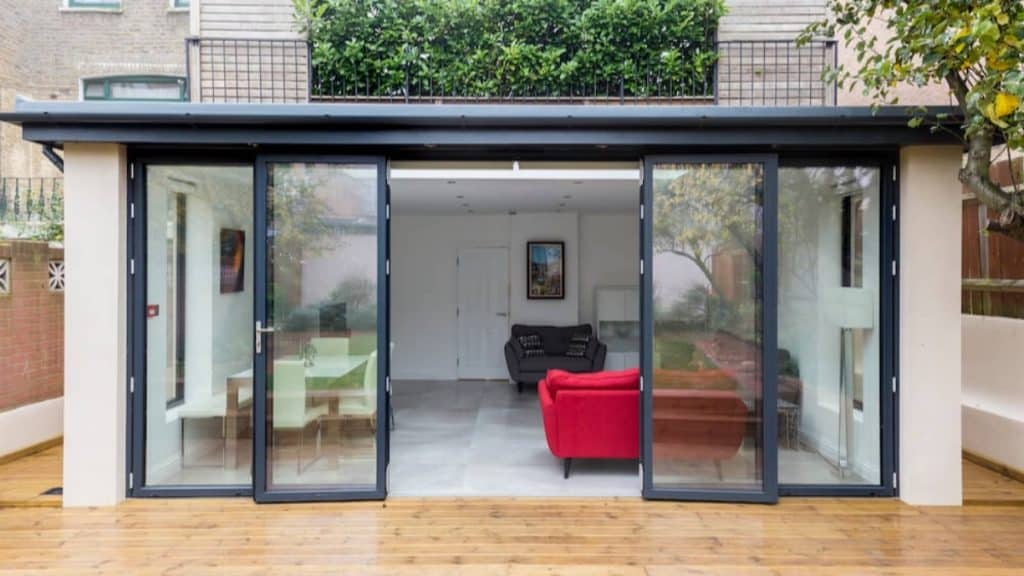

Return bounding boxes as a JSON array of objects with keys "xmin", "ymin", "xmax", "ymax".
[
  {"xmin": 252, "ymin": 156, "xmax": 389, "ymax": 502},
  {"xmin": 641, "ymin": 155, "xmax": 778, "ymax": 503}
]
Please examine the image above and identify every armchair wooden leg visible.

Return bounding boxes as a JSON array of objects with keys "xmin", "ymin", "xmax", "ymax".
[{"xmin": 564, "ymin": 458, "xmax": 572, "ymax": 479}]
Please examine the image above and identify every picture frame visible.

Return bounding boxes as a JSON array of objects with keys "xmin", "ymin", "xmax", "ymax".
[
  {"xmin": 527, "ymin": 241, "xmax": 565, "ymax": 300},
  {"xmin": 219, "ymin": 228, "xmax": 245, "ymax": 294}
]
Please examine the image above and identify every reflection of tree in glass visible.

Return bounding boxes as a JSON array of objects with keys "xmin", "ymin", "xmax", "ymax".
[
  {"xmin": 270, "ymin": 164, "xmax": 344, "ymax": 315},
  {"xmin": 653, "ymin": 163, "xmax": 762, "ymax": 334}
]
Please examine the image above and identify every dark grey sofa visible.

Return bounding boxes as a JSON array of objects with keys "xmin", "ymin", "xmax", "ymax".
[{"xmin": 504, "ymin": 324, "xmax": 606, "ymax": 393}]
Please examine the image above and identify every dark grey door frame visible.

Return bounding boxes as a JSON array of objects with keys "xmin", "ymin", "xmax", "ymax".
[
  {"xmin": 252, "ymin": 154, "xmax": 389, "ymax": 503},
  {"xmin": 640, "ymin": 153, "xmax": 780, "ymax": 504}
]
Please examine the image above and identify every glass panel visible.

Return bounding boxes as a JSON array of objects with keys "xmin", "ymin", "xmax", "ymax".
[
  {"xmin": 109, "ymin": 79, "xmax": 184, "ymax": 101},
  {"xmin": 265, "ymin": 162, "xmax": 379, "ymax": 491},
  {"xmin": 83, "ymin": 81, "xmax": 106, "ymax": 99},
  {"xmin": 145, "ymin": 165, "xmax": 254, "ymax": 486},
  {"xmin": 651, "ymin": 161, "xmax": 765, "ymax": 491},
  {"xmin": 778, "ymin": 166, "xmax": 881, "ymax": 485}
]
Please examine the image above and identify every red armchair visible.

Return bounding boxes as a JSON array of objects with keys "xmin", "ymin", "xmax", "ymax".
[{"xmin": 538, "ymin": 368, "xmax": 640, "ymax": 478}]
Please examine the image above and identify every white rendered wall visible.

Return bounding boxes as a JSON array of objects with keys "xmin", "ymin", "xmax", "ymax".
[
  {"xmin": 62, "ymin": 143, "xmax": 128, "ymax": 507},
  {"xmin": 899, "ymin": 146, "xmax": 963, "ymax": 505},
  {"xmin": 962, "ymin": 315, "xmax": 1024, "ymax": 472},
  {"xmin": 0, "ymin": 397, "xmax": 62, "ymax": 457}
]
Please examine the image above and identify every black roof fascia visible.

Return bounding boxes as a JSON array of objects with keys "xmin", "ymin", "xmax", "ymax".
[{"xmin": 0, "ymin": 101, "xmax": 964, "ymax": 148}]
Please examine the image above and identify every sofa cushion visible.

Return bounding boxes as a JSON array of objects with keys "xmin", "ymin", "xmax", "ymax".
[
  {"xmin": 519, "ymin": 356, "xmax": 593, "ymax": 374},
  {"xmin": 546, "ymin": 367, "xmax": 639, "ymax": 396}
]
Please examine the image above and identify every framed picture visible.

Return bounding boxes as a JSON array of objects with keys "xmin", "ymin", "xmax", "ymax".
[
  {"xmin": 527, "ymin": 241, "xmax": 564, "ymax": 300},
  {"xmin": 219, "ymin": 228, "xmax": 245, "ymax": 294}
]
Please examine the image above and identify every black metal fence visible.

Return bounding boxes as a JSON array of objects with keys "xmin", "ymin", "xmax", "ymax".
[
  {"xmin": 186, "ymin": 37, "xmax": 838, "ymax": 106},
  {"xmin": 0, "ymin": 177, "xmax": 63, "ymax": 224},
  {"xmin": 186, "ymin": 37, "xmax": 311, "ymax": 104}
]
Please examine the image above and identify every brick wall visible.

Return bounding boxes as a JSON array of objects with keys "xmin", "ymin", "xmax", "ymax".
[
  {"xmin": 0, "ymin": 0, "xmax": 189, "ymax": 177},
  {"xmin": 0, "ymin": 240, "xmax": 63, "ymax": 412}
]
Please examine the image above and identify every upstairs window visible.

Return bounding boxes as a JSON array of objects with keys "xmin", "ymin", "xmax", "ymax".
[
  {"xmin": 67, "ymin": 0, "xmax": 122, "ymax": 9},
  {"xmin": 82, "ymin": 76, "xmax": 187, "ymax": 102}
]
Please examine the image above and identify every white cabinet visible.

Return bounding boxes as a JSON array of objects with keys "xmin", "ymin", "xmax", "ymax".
[{"xmin": 595, "ymin": 286, "xmax": 640, "ymax": 369}]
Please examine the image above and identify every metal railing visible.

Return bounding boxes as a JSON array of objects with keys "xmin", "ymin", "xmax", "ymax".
[
  {"xmin": 715, "ymin": 40, "xmax": 838, "ymax": 106},
  {"xmin": 186, "ymin": 37, "xmax": 311, "ymax": 104},
  {"xmin": 186, "ymin": 37, "xmax": 838, "ymax": 106},
  {"xmin": 0, "ymin": 177, "xmax": 63, "ymax": 224}
]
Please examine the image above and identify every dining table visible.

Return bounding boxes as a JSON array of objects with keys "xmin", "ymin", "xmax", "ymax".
[{"xmin": 224, "ymin": 355, "xmax": 371, "ymax": 470}]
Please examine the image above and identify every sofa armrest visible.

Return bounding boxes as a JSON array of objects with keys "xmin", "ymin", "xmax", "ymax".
[
  {"xmin": 538, "ymin": 379, "xmax": 560, "ymax": 456},
  {"xmin": 590, "ymin": 341, "xmax": 607, "ymax": 371},
  {"xmin": 504, "ymin": 340, "xmax": 522, "ymax": 381}
]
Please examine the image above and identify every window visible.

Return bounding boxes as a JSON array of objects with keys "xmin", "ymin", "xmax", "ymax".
[
  {"xmin": 67, "ymin": 0, "xmax": 121, "ymax": 9},
  {"xmin": 172, "ymin": 0, "xmax": 190, "ymax": 8},
  {"xmin": 82, "ymin": 76, "xmax": 187, "ymax": 102}
]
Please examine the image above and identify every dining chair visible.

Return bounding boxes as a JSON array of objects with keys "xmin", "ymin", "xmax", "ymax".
[{"xmin": 272, "ymin": 359, "xmax": 328, "ymax": 475}]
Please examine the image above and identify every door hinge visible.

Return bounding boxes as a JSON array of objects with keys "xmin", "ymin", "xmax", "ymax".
[
  {"xmin": 130, "ymin": 163, "xmax": 135, "ymax": 180},
  {"xmin": 130, "ymin": 258, "xmax": 135, "ymax": 276},
  {"xmin": 386, "ymin": 259, "xmax": 390, "ymax": 276},
  {"xmin": 130, "ymin": 202, "xmax": 135, "ymax": 220},
  {"xmin": 128, "ymin": 471, "xmax": 134, "ymax": 490},
  {"xmin": 386, "ymin": 375, "xmax": 391, "ymax": 394},
  {"xmin": 893, "ymin": 471, "xmax": 898, "ymax": 489},
  {"xmin": 639, "ymin": 462, "xmax": 644, "ymax": 491},
  {"xmin": 892, "ymin": 166, "xmax": 897, "ymax": 182},
  {"xmin": 129, "ymin": 376, "xmax": 135, "ymax": 394},
  {"xmin": 892, "ymin": 376, "xmax": 897, "ymax": 394},
  {"xmin": 891, "ymin": 205, "xmax": 897, "ymax": 222},
  {"xmin": 387, "ymin": 463, "xmax": 391, "ymax": 493},
  {"xmin": 639, "ymin": 375, "xmax": 644, "ymax": 391},
  {"xmin": 640, "ymin": 204, "xmax": 644, "ymax": 220},
  {"xmin": 386, "ymin": 202, "xmax": 391, "ymax": 221},
  {"xmin": 891, "ymin": 260, "xmax": 897, "ymax": 277},
  {"xmin": 640, "ymin": 258, "xmax": 644, "ymax": 276}
]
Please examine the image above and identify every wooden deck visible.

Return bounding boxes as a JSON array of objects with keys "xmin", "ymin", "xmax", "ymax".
[
  {"xmin": 1, "ymin": 497, "xmax": 1024, "ymax": 574},
  {"xmin": 0, "ymin": 442, "xmax": 62, "ymax": 508},
  {"xmin": 1, "ymin": 445, "xmax": 1024, "ymax": 573}
]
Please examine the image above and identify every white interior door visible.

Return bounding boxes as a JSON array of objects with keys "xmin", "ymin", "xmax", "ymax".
[{"xmin": 457, "ymin": 247, "xmax": 509, "ymax": 379}]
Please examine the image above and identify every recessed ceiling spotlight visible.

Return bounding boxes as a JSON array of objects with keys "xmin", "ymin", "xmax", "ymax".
[
  {"xmin": 448, "ymin": 180, "xmax": 457, "ymax": 185},
  {"xmin": 461, "ymin": 203, "xmax": 469, "ymax": 207},
  {"xmin": 468, "ymin": 209, "xmax": 475, "ymax": 214},
  {"xmin": 563, "ymin": 194, "xmax": 573, "ymax": 199},
  {"xmin": 558, "ymin": 202, "xmax": 567, "ymax": 207},
  {"xmin": 572, "ymin": 180, "xmax": 583, "ymax": 185},
  {"xmin": 508, "ymin": 210, "xmax": 517, "ymax": 215},
  {"xmin": 456, "ymin": 194, "xmax": 464, "ymax": 199}
]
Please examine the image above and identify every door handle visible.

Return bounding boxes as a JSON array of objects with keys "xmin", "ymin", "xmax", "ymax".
[{"xmin": 255, "ymin": 321, "xmax": 275, "ymax": 355}]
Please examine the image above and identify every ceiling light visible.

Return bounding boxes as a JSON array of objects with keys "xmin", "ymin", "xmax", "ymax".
[
  {"xmin": 448, "ymin": 180, "xmax": 457, "ymax": 185},
  {"xmin": 456, "ymin": 194, "xmax": 464, "ymax": 199},
  {"xmin": 563, "ymin": 194, "xmax": 573, "ymax": 199},
  {"xmin": 572, "ymin": 181, "xmax": 583, "ymax": 185},
  {"xmin": 461, "ymin": 203, "xmax": 469, "ymax": 207},
  {"xmin": 558, "ymin": 202, "xmax": 567, "ymax": 207}
]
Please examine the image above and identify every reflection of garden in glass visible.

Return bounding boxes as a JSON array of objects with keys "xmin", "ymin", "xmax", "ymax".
[{"xmin": 651, "ymin": 161, "xmax": 765, "ymax": 491}]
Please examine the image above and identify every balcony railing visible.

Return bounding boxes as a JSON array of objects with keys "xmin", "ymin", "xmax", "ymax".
[
  {"xmin": 186, "ymin": 38, "xmax": 837, "ymax": 106},
  {"xmin": 716, "ymin": 40, "xmax": 838, "ymax": 106},
  {"xmin": 186, "ymin": 37, "xmax": 311, "ymax": 104},
  {"xmin": 0, "ymin": 177, "xmax": 63, "ymax": 224}
]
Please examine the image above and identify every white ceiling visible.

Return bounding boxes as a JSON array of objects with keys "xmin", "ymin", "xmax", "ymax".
[{"xmin": 390, "ymin": 164, "xmax": 640, "ymax": 214}]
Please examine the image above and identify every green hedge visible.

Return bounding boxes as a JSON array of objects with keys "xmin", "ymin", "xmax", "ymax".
[{"xmin": 297, "ymin": 0, "xmax": 725, "ymax": 98}]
